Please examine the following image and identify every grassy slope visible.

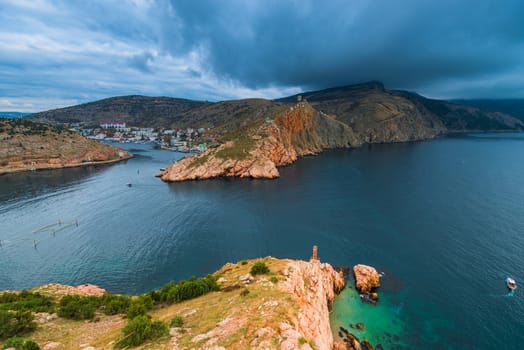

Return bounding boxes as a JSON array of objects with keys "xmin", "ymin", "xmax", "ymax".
[
  {"xmin": 28, "ymin": 96, "xmax": 209, "ymax": 128},
  {"xmin": 1, "ymin": 258, "xmax": 295, "ymax": 350}
]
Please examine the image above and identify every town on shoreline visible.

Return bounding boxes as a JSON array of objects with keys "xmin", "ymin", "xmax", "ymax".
[{"xmin": 75, "ymin": 121, "xmax": 209, "ymax": 154}]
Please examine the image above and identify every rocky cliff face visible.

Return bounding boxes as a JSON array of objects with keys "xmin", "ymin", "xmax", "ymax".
[
  {"xmin": 279, "ymin": 259, "xmax": 345, "ymax": 350},
  {"xmin": 279, "ymin": 82, "xmax": 447, "ymax": 144},
  {"xmin": 159, "ymin": 101, "xmax": 359, "ymax": 182}
]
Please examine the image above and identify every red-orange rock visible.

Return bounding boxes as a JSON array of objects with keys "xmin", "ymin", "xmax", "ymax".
[
  {"xmin": 160, "ymin": 102, "xmax": 358, "ymax": 182},
  {"xmin": 353, "ymin": 264, "xmax": 381, "ymax": 293},
  {"xmin": 279, "ymin": 258, "xmax": 346, "ymax": 350}
]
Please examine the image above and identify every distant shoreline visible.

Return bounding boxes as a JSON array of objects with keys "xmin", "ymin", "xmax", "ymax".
[{"xmin": 0, "ymin": 154, "xmax": 133, "ymax": 176}]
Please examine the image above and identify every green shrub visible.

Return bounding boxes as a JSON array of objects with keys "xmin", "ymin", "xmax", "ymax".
[
  {"xmin": 127, "ymin": 300, "xmax": 148, "ymax": 319},
  {"xmin": 0, "ymin": 292, "xmax": 54, "ymax": 313},
  {"xmin": 0, "ymin": 310, "xmax": 36, "ymax": 339},
  {"xmin": 57, "ymin": 295, "xmax": 96, "ymax": 320},
  {"xmin": 21, "ymin": 340, "xmax": 40, "ymax": 350},
  {"xmin": 170, "ymin": 316, "xmax": 183, "ymax": 328},
  {"xmin": 116, "ymin": 315, "xmax": 169, "ymax": 348},
  {"xmin": 136, "ymin": 294, "xmax": 154, "ymax": 310},
  {"xmin": 270, "ymin": 276, "xmax": 279, "ymax": 283},
  {"xmin": 2, "ymin": 336, "xmax": 24, "ymax": 349},
  {"xmin": 240, "ymin": 260, "xmax": 248, "ymax": 265},
  {"xmin": 146, "ymin": 290, "xmax": 161, "ymax": 304},
  {"xmin": 101, "ymin": 295, "xmax": 131, "ymax": 315},
  {"xmin": 250, "ymin": 262, "xmax": 270, "ymax": 276},
  {"xmin": 157, "ymin": 275, "xmax": 219, "ymax": 305},
  {"xmin": 240, "ymin": 288, "xmax": 250, "ymax": 297}
]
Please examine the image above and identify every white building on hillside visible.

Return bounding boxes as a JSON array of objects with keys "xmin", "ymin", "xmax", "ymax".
[{"xmin": 100, "ymin": 121, "xmax": 127, "ymax": 130}]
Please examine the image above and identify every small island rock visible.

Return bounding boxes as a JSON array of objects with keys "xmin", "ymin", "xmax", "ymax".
[{"xmin": 353, "ymin": 264, "xmax": 380, "ymax": 293}]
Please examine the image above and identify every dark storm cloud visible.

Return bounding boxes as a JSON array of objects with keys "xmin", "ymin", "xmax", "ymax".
[
  {"xmin": 162, "ymin": 0, "xmax": 524, "ymax": 96},
  {"xmin": 0, "ymin": 0, "xmax": 523, "ymax": 111}
]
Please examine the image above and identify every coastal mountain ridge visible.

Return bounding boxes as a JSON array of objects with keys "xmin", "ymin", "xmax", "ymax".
[
  {"xmin": 159, "ymin": 82, "xmax": 523, "ymax": 181},
  {"xmin": 26, "ymin": 82, "xmax": 524, "ymax": 181},
  {"xmin": 28, "ymin": 82, "xmax": 524, "ymax": 133}
]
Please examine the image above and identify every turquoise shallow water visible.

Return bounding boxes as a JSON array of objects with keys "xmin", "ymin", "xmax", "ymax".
[
  {"xmin": 330, "ymin": 276, "xmax": 455, "ymax": 349},
  {"xmin": 331, "ymin": 285, "xmax": 408, "ymax": 349},
  {"xmin": 1, "ymin": 134, "xmax": 524, "ymax": 348}
]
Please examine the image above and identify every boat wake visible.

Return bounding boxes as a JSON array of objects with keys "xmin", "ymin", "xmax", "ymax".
[{"xmin": 489, "ymin": 291, "xmax": 515, "ymax": 298}]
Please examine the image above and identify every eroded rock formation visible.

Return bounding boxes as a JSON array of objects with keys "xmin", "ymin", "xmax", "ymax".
[{"xmin": 353, "ymin": 264, "xmax": 381, "ymax": 293}]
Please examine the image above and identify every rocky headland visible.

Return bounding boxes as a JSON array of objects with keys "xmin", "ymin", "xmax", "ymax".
[
  {"xmin": 159, "ymin": 101, "xmax": 358, "ymax": 181},
  {"xmin": 158, "ymin": 82, "xmax": 523, "ymax": 182},
  {"xmin": 0, "ymin": 251, "xmax": 351, "ymax": 349},
  {"xmin": 0, "ymin": 119, "xmax": 131, "ymax": 175}
]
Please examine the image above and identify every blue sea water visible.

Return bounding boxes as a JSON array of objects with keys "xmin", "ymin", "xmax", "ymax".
[{"xmin": 0, "ymin": 133, "xmax": 523, "ymax": 349}]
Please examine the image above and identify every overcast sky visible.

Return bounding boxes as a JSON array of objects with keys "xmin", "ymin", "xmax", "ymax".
[{"xmin": 1, "ymin": 0, "xmax": 523, "ymax": 112}]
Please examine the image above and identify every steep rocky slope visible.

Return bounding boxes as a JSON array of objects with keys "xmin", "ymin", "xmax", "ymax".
[
  {"xmin": 159, "ymin": 101, "xmax": 359, "ymax": 181},
  {"xmin": 279, "ymin": 82, "xmax": 523, "ymax": 140},
  {"xmin": 278, "ymin": 82, "xmax": 447, "ymax": 144},
  {"xmin": 162, "ymin": 82, "xmax": 524, "ymax": 182},
  {"xmin": 0, "ymin": 119, "xmax": 131, "ymax": 174}
]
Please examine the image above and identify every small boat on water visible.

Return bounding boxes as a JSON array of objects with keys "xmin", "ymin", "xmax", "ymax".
[
  {"xmin": 506, "ymin": 277, "xmax": 517, "ymax": 291},
  {"xmin": 126, "ymin": 183, "xmax": 132, "ymax": 188}
]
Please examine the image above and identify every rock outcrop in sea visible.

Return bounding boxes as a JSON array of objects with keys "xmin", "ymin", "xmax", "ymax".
[{"xmin": 353, "ymin": 264, "xmax": 381, "ymax": 294}]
